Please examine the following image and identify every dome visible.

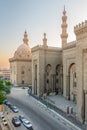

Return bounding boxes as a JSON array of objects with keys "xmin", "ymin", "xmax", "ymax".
[
  {"xmin": 14, "ymin": 43, "xmax": 31, "ymax": 59},
  {"xmin": 14, "ymin": 31, "xmax": 31, "ymax": 59}
]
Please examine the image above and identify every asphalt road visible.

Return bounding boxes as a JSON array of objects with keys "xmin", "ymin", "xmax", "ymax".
[{"xmin": 7, "ymin": 88, "xmax": 74, "ymax": 130}]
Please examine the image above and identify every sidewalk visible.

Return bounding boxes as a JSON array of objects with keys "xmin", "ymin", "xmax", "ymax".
[
  {"xmin": 46, "ymin": 94, "xmax": 76, "ymax": 114},
  {"xmin": 0, "ymin": 105, "xmax": 16, "ymax": 130},
  {"xmin": 30, "ymin": 93, "xmax": 86, "ymax": 130}
]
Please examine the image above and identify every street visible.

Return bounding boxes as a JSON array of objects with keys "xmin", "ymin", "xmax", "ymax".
[{"xmin": 7, "ymin": 88, "xmax": 81, "ymax": 130}]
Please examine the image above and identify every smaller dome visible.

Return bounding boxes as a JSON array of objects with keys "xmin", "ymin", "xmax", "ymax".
[{"xmin": 14, "ymin": 31, "xmax": 31, "ymax": 59}]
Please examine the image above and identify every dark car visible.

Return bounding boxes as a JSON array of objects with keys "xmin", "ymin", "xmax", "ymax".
[
  {"xmin": 12, "ymin": 117, "xmax": 21, "ymax": 127},
  {"xmin": 8, "ymin": 104, "xmax": 13, "ymax": 109},
  {"xmin": 19, "ymin": 115, "xmax": 26, "ymax": 122},
  {"xmin": 3, "ymin": 100, "xmax": 11, "ymax": 105}
]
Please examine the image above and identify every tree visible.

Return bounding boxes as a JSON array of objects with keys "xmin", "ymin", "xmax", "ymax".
[
  {"xmin": 5, "ymin": 81, "xmax": 11, "ymax": 86},
  {"xmin": 0, "ymin": 91, "xmax": 6, "ymax": 104},
  {"xmin": 0, "ymin": 78, "xmax": 11, "ymax": 104}
]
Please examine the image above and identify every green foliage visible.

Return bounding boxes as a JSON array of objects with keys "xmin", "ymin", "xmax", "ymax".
[
  {"xmin": 0, "ymin": 91, "xmax": 6, "ymax": 104},
  {"xmin": 0, "ymin": 79, "xmax": 11, "ymax": 94},
  {"xmin": 0, "ymin": 79, "xmax": 4, "ymax": 91},
  {"xmin": 0, "ymin": 79, "xmax": 3, "ymax": 84},
  {"xmin": 0, "ymin": 79, "xmax": 11, "ymax": 104},
  {"xmin": 2, "ymin": 85, "xmax": 11, "ymax": 94},
  {"xmin": 0, "ymin": 76, "xmax": 2, "ymax": 79},
  {"xmin": 5, "ymin": 81, "xmax": 11, "ymax": 86}
]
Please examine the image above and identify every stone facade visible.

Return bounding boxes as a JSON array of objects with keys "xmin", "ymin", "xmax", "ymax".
[
  {"xmin": 9, "ymin": 7, "xmax": 87, "ymax": 123},
  {"xmin": 31, "ymin": 8, "xmax": 87, "ymax": 123},
  {"xmin": 74, "ymin": 21, "xmax": 87, "ymax": 123},
  {"xmin": 32, "ymin": 43, "xmax": 62, "ymax": 96}
]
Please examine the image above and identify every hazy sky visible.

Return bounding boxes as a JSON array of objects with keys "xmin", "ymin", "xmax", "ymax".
[{"xmin": 0, "ymin": 0, "xmax": 87, "ymax": 68}]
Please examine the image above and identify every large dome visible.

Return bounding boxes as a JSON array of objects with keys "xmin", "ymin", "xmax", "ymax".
[
  {"xmin": 14, "ymin": 31, "xmax": 31, "ymax": 59},
  {"xmin": 14, "ymin": 43, "xmax": 31, "ymax": 59}
]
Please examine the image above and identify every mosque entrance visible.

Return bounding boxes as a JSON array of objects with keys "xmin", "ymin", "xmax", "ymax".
[
  {"xmin": 68, "ymin": 63, "xmax": 77, "ymax": 102},
  {"xmin": 55, "ymin": 65, "xmax": 63, "ymax": 94}
]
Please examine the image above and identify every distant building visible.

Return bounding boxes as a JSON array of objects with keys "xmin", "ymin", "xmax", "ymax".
[{"xmin": 0, "ymin": 69, "xmax": 10, "ymax": 81}]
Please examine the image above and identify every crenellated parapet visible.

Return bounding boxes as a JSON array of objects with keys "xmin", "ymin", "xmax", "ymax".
[{"xmin": 74, "ymin": 20, "xmax": 87, "ymax": 41}]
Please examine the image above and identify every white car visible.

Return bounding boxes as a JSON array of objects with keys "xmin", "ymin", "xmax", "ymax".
[
  {"xmin": 19, "ymin": 115, "xmax": 26, "ymax": 122},
  {"xmin": 23, "ymin": 119, "xmax": 33, "ymax": 130},
  {"xmin": 11, "ymin": 106, "xmax": 19, "ymax": 113}
]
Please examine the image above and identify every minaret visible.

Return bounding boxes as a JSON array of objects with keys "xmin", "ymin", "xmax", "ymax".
[
  {"xmin": 43, "ymin": 33, "xmax": 47, "ymax": 48},
  {"xmin": 61, "ymin": 6, "xmax": 68, "ymax": 48},
  {"xmin": 23, "ymin": 31, "xmax": 29, "ymax": 45}
]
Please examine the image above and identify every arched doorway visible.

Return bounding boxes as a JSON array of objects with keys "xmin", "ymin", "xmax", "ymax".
[
  {"xmin": 45, "ymin": 64, "xmax": 52, "ymax": 94},
  {"xmin": 68, "ymin": 63, "xmax": 77, "ymax": 102},
  {"xmin": 55, "ymin": 64, "xmax": 63, "ymax": 94}
]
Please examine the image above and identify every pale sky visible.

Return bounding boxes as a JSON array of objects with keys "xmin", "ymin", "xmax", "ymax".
[{"xmin": 0, "ymin": 0, "xmax": 87, "ymax": 68}]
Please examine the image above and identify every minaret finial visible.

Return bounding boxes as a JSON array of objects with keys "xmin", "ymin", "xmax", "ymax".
[
  {"xmin": 64, "ymin": 5, "xmax": 65, "ymax": 11},
  {"xmin": 60, "ymin": 6, "xmax": 68, "ymax": 48},
  {"xmin": 23, "ymin": 31, "xmax": 29, "ymax": 45},
  {"xmin": 43, "ymin": 33, "xmax": 47, "ymax": 48},
  {"xmin": 63, "ymin": 5, "xmax": 66, "ymax": 15}
]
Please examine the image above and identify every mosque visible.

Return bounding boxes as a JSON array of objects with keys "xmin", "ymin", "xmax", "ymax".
[{"xmin": 9, "ymin": 7, "xmax": 87, "ymax": 123}]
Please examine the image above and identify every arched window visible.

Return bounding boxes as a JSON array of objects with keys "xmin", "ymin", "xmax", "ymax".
[
  {"xmin": 56, "ymin": 65, "xmax": 60, "ymax": 76},
  {"xmin": 56, "ymin": 79, "xmax": 59, "ymax": 83},
  {"xmin": 47, "ymin": 79, "xmax": 49, "ymax": 84},
  {"xmin": 22, "ymin": 80, "xmax": 24, "ymax": 84},
  {"xmin": 21, "ymin": 66, "xmax": 25, "ymax": 75},
  {"xmin": 21, "ymin": 71, "xmax": 24, "ymax": 74},
  {"xmin": 46, "ymin": 64, "xmax": 52, "ymax": 75}
]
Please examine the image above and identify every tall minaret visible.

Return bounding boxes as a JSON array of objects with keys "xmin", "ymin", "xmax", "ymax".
[
  {"xmin": 61, "ymin": 6, "xmax": 68, "ymax": 48},
  {"xmin": 23, "ymin": 31, "xmax": 29, "ymax": 45},
  {"xmin": 43, "ymin": 33, "xmax": 47, "ymax": 48}
]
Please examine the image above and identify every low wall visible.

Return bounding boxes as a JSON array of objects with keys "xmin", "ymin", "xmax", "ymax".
[
  {"xmin": 0, "ymin": 123, "xmax": 3, "ymax": 130},
  {"xmin": 0, "ymin": 105, "xmax": 4, "ymax": 112}
]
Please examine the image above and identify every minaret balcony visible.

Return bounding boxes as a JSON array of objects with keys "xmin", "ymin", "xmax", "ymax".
[
  {"xmin": 61, "ymin": 24, "xmax": 67, "ymax": 28},
  {"xmin": 61, "ymin": 34, "xmax": 68, "ymax": 38}
]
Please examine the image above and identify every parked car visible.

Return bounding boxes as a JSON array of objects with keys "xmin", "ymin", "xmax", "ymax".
[
  {"xmin": 3, "ymin": 100, "xmax": 11, "ymax": 105},
  {"xmin": 23, "ymin": 120, "xmax": 33, "ymax": 130},
  {"xmin": 8, "ymin": 104, "xmax": 13, "ymax": 109},
  {"xmin": 19, "ymin": 115, "xmax": 26, "ymax": 122},
  {"xmin": 11, "ymin": 106, "xmax": 19, "ymax": 113},
  {"xmin": 12, "ymin": 117, "xmax": 21, "ymax": 127}
]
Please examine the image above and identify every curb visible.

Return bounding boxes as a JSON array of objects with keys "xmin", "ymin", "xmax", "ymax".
[{"xmin": 30, "ymin": 94, "xmax": 86, "ymax": 130}]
